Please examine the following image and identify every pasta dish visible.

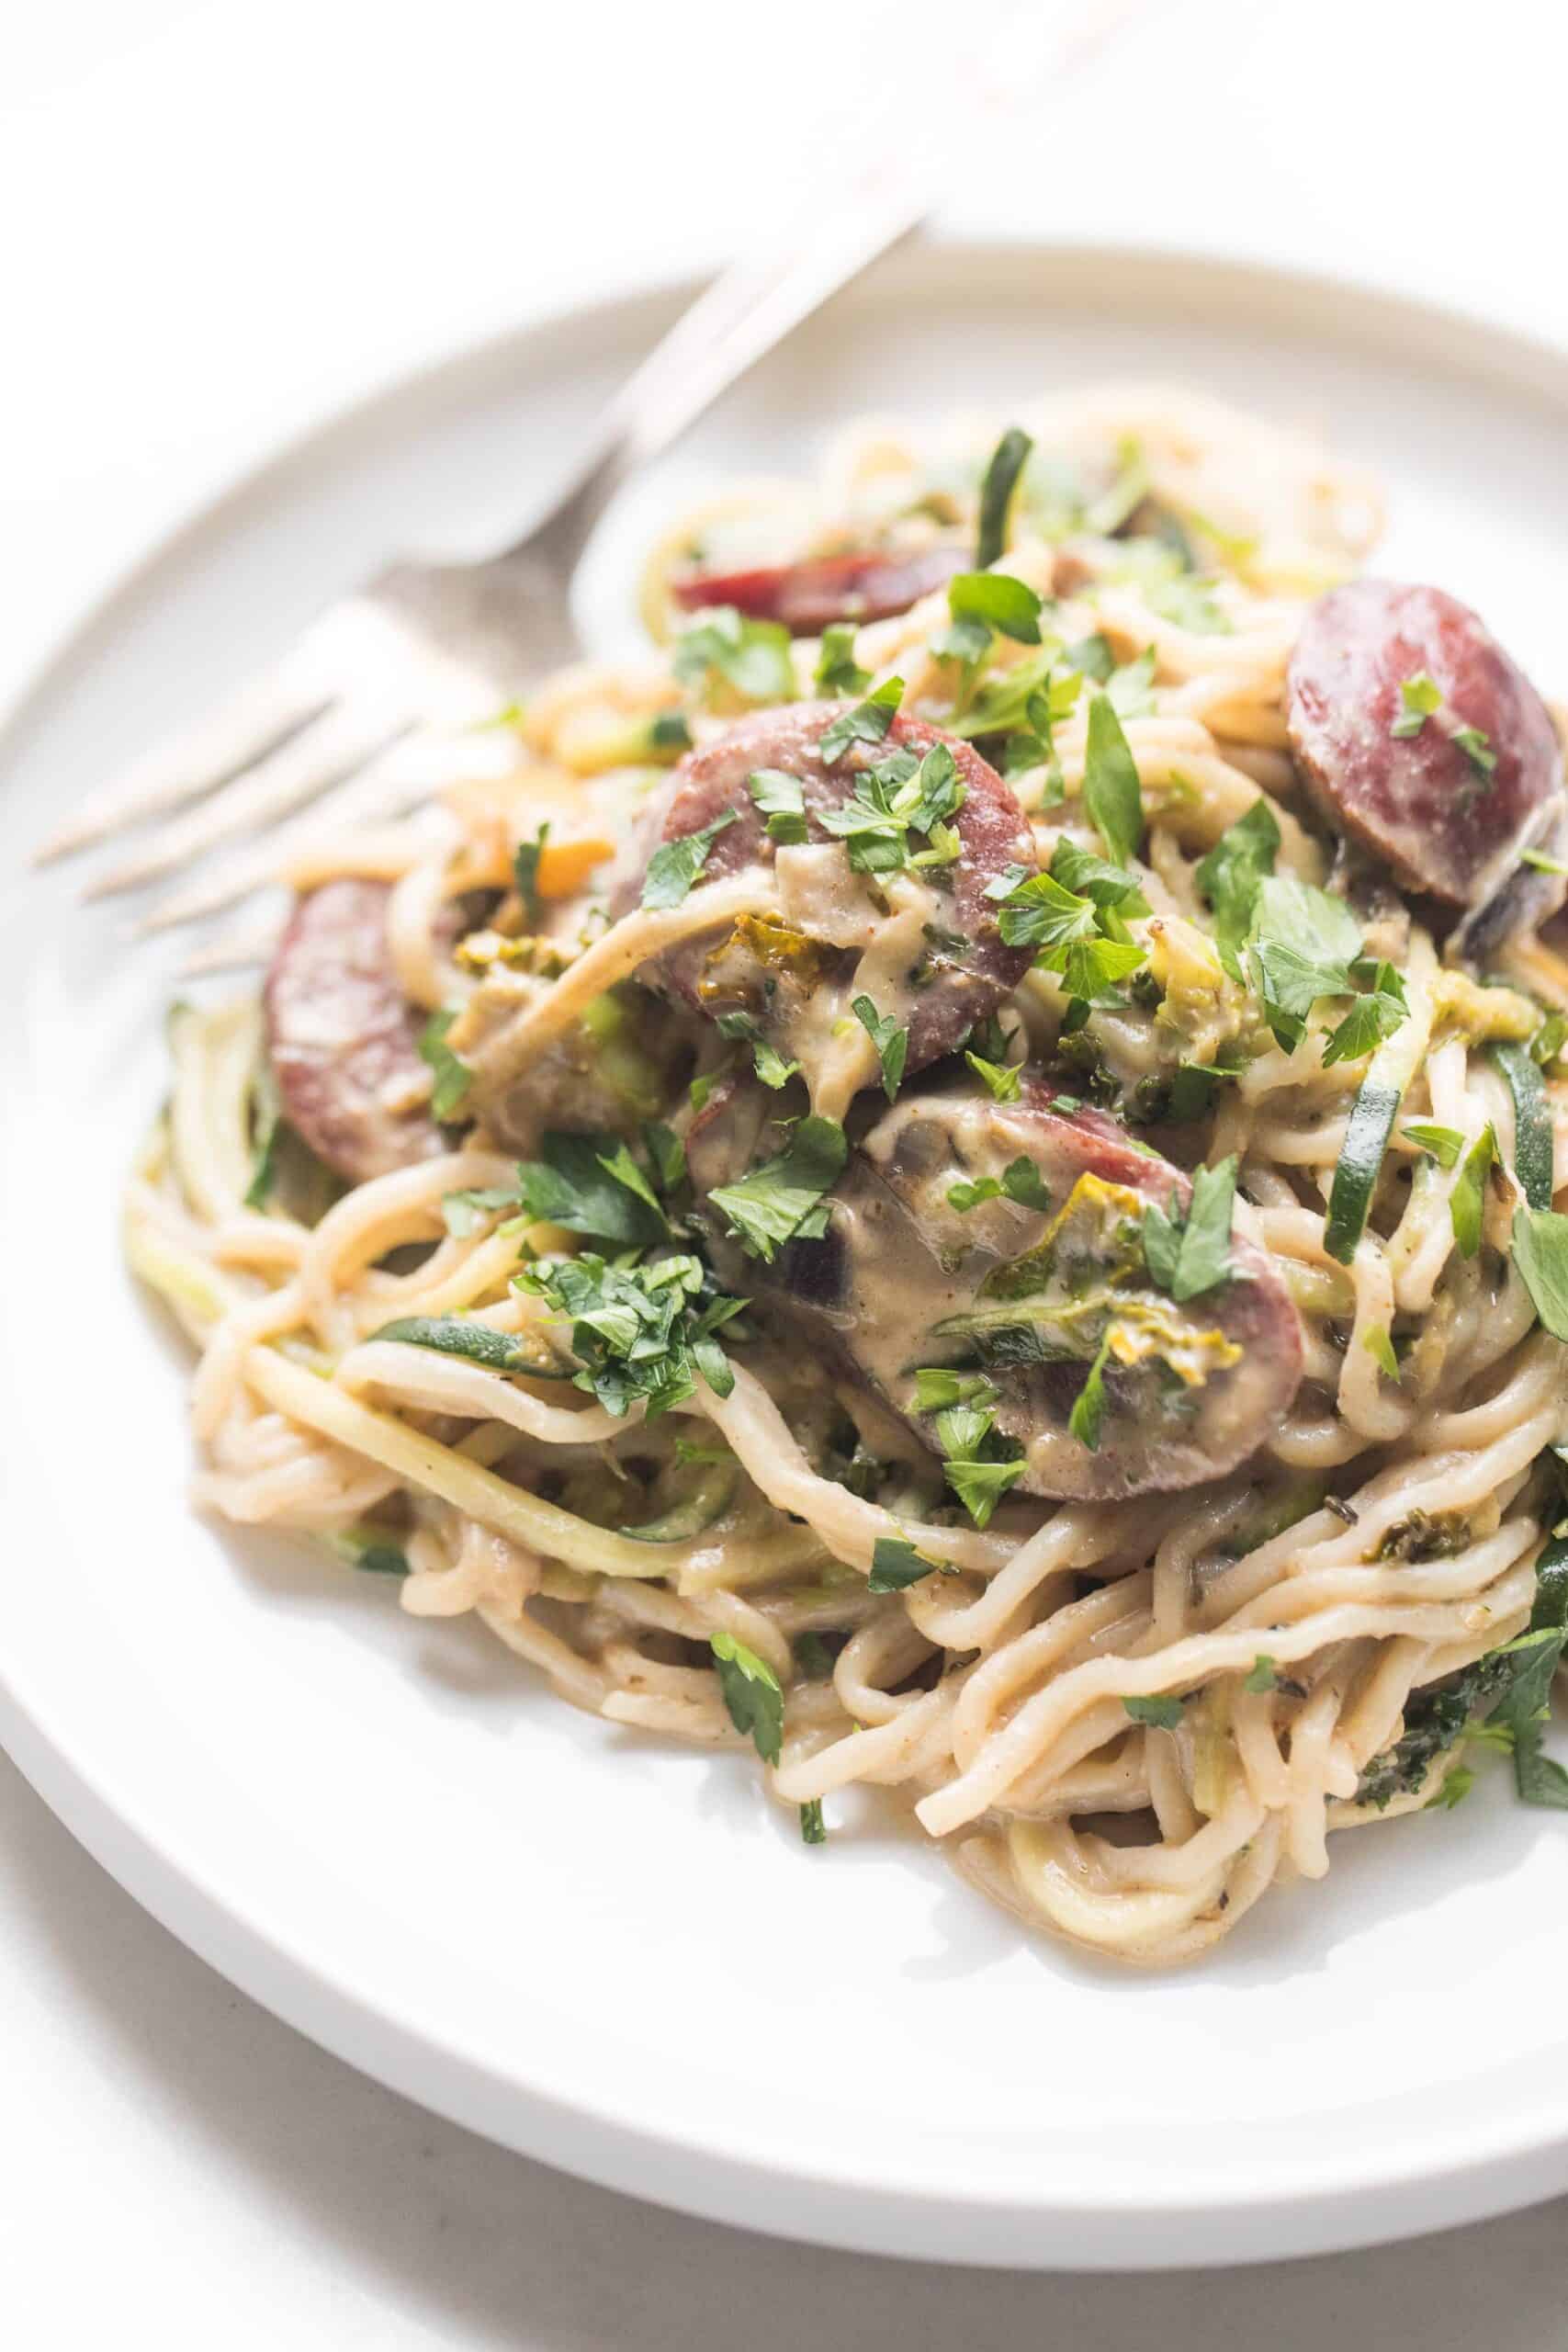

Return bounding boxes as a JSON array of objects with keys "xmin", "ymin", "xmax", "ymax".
[{"xmin": 126, "ymin": 385, "xmax": 1568, "ymax": 1965}]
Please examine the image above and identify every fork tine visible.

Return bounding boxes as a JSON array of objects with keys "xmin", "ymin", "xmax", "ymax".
[
  {"xmin": 35, "ymin": 655, "xmax": 329, "ymax": 864},
  {"xmin": 83, "ymin": 700, "xmax": 411, "ymax": 899},
  {"xmin": 136, "ymin": 728, "xmax": 467, "ymax": 933}
]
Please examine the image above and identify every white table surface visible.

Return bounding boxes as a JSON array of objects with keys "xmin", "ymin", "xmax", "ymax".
[{"xmin": 6, "ymin": 1, "xmax": 1568, "ymax": 2339}]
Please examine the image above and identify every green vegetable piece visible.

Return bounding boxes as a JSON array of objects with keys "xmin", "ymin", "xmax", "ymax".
[
  {"xmin": 747, "ymin": 766, "xmax": 808, "ymax": 844},
  {"xmin": 1123, "ymin": 1694, "xmax": 1183, "ymax": 1729},
  {"xmin": 707, "ymin": 1115, "xmax": 848, "ymax": 1263},
  {"xmin": 369, "ymin": 1315, "xmax": 568, "ymax": 1378},
  {"xmin": 1491, "ymin": 1040, "xmax": 1554, "ymax": 1211},
  {"xmin": 513, "ymin": 821, "xmax": 549, "ymax": 926},
  {"xmin": 1067, "ymin": 1328, "xmax": 1114, "ymax": 1451},
  {"xmin": 852, "ymin": 995, "xmax": 908, "ymax": 1101},
  {"xmin": 418, "ymin": 1010, "xmax": 474, "ymax": 1122},
  {"xmin": 441, "ymin": 1184, "xmax": 521, "ymax": 1237},
  {"xmin": 514, "ymin": 1131, "xmax": 669, "ymax": 1245},
  {"xmin": 799, "ymin": 1799, "xmax": 828, "ymax": 1845},
  {"xmin": 710, "ymin": 1632, "xmax": 784, "ymax": 1765},
  {"xmin": 1194, "ymin": 798, "xmax": 1280, "ymax": 982},
  {"xmin": 947, "ymin": 570, "xmax": 1043, "ymax": 646},
  {"xmin": 814, "ymin": 623, "xmax": 871, "ymax": 697},
  {"xmin": 1141, "ymin": 1158, "xmax": 1238, "ymax": 1302},
  {"xmin": 976, "ymin": 425, "xmax": 1034, "ymax": 570},
  {"xmin": 244, "ymin": 1064, "xmax": 284, "ymax": 1210},
  {"xmin": 1512, "ymin": 1205, "xmax": 1568, "ymax": 1340},
  {"xmin": 867, "ymin": 1534, "xmax": 943, "ymax": 1592},
  {"xmin": 1081, "ymin": 694, "xmax": 1144, "ymax": 868},
  {"xmin": 714, "ymin": 1010, "xmax": 800, "ymax": 1091},
  {"xmin": 965, "ymin": 1050, "xmax": 1021, "ymax": 1102},
  {"xmin": 673, "ymin": 606, "xmax": 796, "ymax": 706},
  {"xmin": 640, "ymin": 809, "xmax": 738, "ymax": 911},
  {"xmin": 1391, "ymin": 670, "xmax": 1441, "ymax": 740},
  {"xmin": 1403, "ymin": 1122, "xmax": 1465, "ymax": 1170},
  {"xmin": 1247, "ymin": 876, "xmax": 1362, "ymax": 1053},
  {"xmin": 1450, "ymin": 1124, "xmax": 1497, "ymax": 1260},
  {"xmin": 1363, "ymin": 1325, "xmax": 1401, "ymax": 1383},
  {"xmin": 1244, "ymin": 1657, "xmax": 1278, "ymax": 1694},
  {"xmin": 818, "ymin": 676, "xmax": 904, "ymax": 765},
  {"xmin": 1324, "ymin": 1079, "xmax": 1402, "ymax": 1264}
]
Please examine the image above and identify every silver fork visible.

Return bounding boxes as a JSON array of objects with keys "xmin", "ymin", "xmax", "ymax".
[{"xmin": 39, "ymin": 0, "xmax": 1168, "ymax": 947}]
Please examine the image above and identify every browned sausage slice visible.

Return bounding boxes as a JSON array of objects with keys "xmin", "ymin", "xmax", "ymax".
[
  {"xmin": 671, "ymin": 547, "xmax": 964, "ymax": 635},
  {"xmin": 693, "ymin": 1078, "xmax": 1303, "ymax": 1502},
  {"xmin": 264, "ymin": 878, "xmax": 444, "ymax": 1182},
  {"xmin": 1286, "ymin": 581, "xmax": 1565, "ymax": 933},
  {"xmin": 638, "ymin": 701, "xmax": 1036, "ymax": 1084}
]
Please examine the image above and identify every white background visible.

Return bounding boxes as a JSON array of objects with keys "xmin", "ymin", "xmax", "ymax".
[{"xmin": 6, "ymin": 0, "xmax": 1568, "ymax": 2340}]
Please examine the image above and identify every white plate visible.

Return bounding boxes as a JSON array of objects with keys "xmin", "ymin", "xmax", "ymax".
[{"xmin": 6, "ymin": 239, "xmax": 1568, "ymax": 2272}]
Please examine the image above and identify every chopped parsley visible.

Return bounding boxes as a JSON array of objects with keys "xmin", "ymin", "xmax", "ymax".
[
  {"xmin": 1246, "ymin": 876, "xmax": 1364, "ymax": 1053},
  {"xmin": 818, "ymin": 675, "xmax": 904, "ymax": 765},
  {"xmin": 931, "ymin": 1392, "xmax": 1025, "ymax": 1528},
  {"xmin": 1363, "ymin": 1324, "xmax": 1402, "ymax": 1383},
  {"xmin": 1320, "ymin": 960, "xmax": 1409, "ymax": 1068},
  {"xmin": 244, "ymin": 1064, "xmax": 284, "ymax": 1209},
  {"xmin": 1194, "ymin": 798, "xmax": 1280, "ymax": 982},
  {"xmin": 1452, "ymin": 724, "xmax": 1496, "ymax": 775},
  {"xmin": 706, "ymin": 1114, "xmax": 848, "ymax": 1262},
  {"xmin": 1067, "ymin": 1328, "xmax": 1114, "ymax": 1451},
  {"xmin": 673, "ymin": 606, "xmax": 795, "ymax": 706},
  {"xmin": 1123, "ymin": 1694, "xmax": 1183, "ymax": 1730},
  {"xmin": 965, "ymin": 1050, "xmax": 1021, "ymax": 1102},
  {"xmin": 1403, "ymin": 1121, "xmax": 1466, "ymax": 1169},
  {"xmin": 1391, "ymin": 670, "xmax": 1441, "ymax": 739},
  {"xmin": 913, "ymin": 1366, "xmax": 1000, "ymax": 1411},
  {"xmin": 946, "ymin": 1155, "xmax": 1051, "ymax": 1215},
  {"xmin": 1512, "ymin": 1206, "xmax": 1568, "ymax": 1340},
  {"xmin": 513, "ymin": 821, "xmax": 549, "ymax": 927},
  {"xmin": 813, "ymin": 622, "xmax": 870, "ymax": 697},
  {"xmin": 946, "ymin": 569, "xmax": 1044, "ymax": 645},
  {"xmin": 710, "ymin": 1632, "xmax": 784, "ymax": 1764},
  {"xmin": 418, "ymin": 1010, "xmax": 474, "ymax": 1122},
  {"xmin": 1141, "ymin": 1157, "xmax": 1238, "ymax": 1302},
  {"xmin": 852, "ymin": 996, "xmax": 908, "ymax": 1101},
  {"xmin": 1081, "ymin": 695, "xmax": 1144, "ymax": 868},
  {"xmin": 441, "ymin": 1184, "xmax": 522, "ymax": 1237},
  {"xmin": 1450, "ymin": 1123, "xmax": 1496, "ymax": 1259},
  {"xmin": 1244, "ymin": 1657, "xmax": 1279, "ymax": 1694},
  {"xmin": 714, "ymin": 1009, "xmax": 800, "ymax": 1090},
  {"xmin": 519, "ymin": 1250, "xmax": 744, "ymax": 1417},
  {"xmin": 816, "ymin": 738, "xmax": 964, "ymax": 874},
  {"xmin": 867, "ymin": 1534, "xmax": 944, "ymax": 1592},
  {"xmin": 640, "ymin": 809, "xmax": 737, "ymax": 911},
  {"xmin": 513, "ymin": 1130, "xmax": 671, "ymax": 1245},
  {"xmin": 747, "ymin": 766, "xmax": 808, "ymax": 843}
]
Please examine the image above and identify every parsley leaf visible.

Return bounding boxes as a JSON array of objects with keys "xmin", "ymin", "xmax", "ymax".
[
  {"xmin": 1194, "ymin": 798, "xmax": 1280, "ymax": 982},
  {"xmin": 1244, "ymin": 1657, "xmax": 1279, "ymax": 1694},
  {"xmin": 519, "ymin": 1251, "xmax": 744, "ymax": 1418},
  {"xmin": 513, "ymin": 822, "xmax": 549, "ymax": 927},
  {"xmin": 714, "ymin": 1010, "xmax": 800, "ymax": 1091},
  {"xmin": 1049, "ymin": 836, "xmax": 1150, "ymax": 917},
  {"xmin": 1141, "ymin": 1158, "xmax": 1237, "ymax": 1302},
  {"xmin": 852, "ymin": 996, "xmax": 908, "ymax": 1101},
  {"xmin": 513, "ymin": 1131, "xmax": 670, "ymax": 1246},
  {"xmin": 418, "ymin": 1010, "xmax": 474, "ymax": 1122},
  {"xmin": 1391, "ymin": 671, "xmax": 1441, "ymax": 740},
  {"xmin": 814, "ymin": 622, "xmax": 870, "ymax": 697},
  {"xmin": 442, "ymin": 1184, "xmax": 523, "ymax": 1237},
  {"xmin": 707, "ymin": 1114, "xmax": 848, "ymax": 1262},
  {"xmin": 747, "ymin": 766, "xmax": 808, "ymax": 844},
  {"xmin": 1364, "ymin": 1324, "xmax": 1402, "ymax": 1382},
  {"xmin": 976, "ymin": 426, "xmax": 1033, "ymax": 570},
  {"xmin": 1403, "ymin": 1121, "xmax": 1466, "ymax": 1169},
  {"xmin": 818, "ymin": 676, "xmax": 904, "ymax": 765},
  {"xmin": 1105, "ymin": 648, "xmax": 1158, "ymax": 718},
  {"xmin": 1450, "ymin": 1124, "xmax": 1497, "ymax": 1260},
  {"xmin": 993, "ymin": 866, "xmax": 1096, "ymax": 952},
  {"xmin": 1320, "ymin": 964, "xmax": 1409, "ymax": 1068},
  {"xmin": 1081, "ymin": 695, "xmax": 1144, "ymax": 868},
  {"xmin": 1453, "ymin": 724, "xmax": 1496, "ymax": 775},
  {"xmin": 868, "ymin": 1534, "xmax": 943, "ymax": 1592},
  {"xmin": 673, "ymin": 606, "xmax": 795, "ymax": 705},
  {"xmin": 947, "ymin": 1155, "xmax": 1052, "ymax": 1214},
  {"xmin": 710, "ymin": 1632, "xmax": 784, "ymax": 1764},
  {"xmin": 946, "ymin": 570, "xmax": 1043, "ymax": 646},
  {"xmin": 641, "ymin": 810, "xmax": 738, "ymax": 911},
  {"xmin": 913, "ymin": 1368, "xmax": 998, "ymax": 1411},
  {"xmin": 1068, "ymin": 1328, "xmax": 1114, "ymax": 1451},
  {"xmin": 965, "ymin": 1050, "xmax": 1021, "ymax": 1102},
  {"xmin": 1123, "ymin": 1694, "xmax": 1183, "ymax": 1729},
  {"xmin": 1512, "ymin": 1205, "xmax": 1568, "ymax": 1340},
  {"xmin": 1247, "ymin": 876, "xmax": 1362, "ymax": 1052},
  {"xmin": 932, "ymin": 1396, "xmax": 1024, "ymax": 1528}
]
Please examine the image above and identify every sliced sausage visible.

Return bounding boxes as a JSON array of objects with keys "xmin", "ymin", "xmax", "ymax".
[
  {"xmin": 1286, "ymin": 580, "xmax": 1566, "ymax": 935},
  {"xmin": 636, "ymin": 701, "xmax": 1036, "ymax": 1088},
  {"xmin": 264, "ymin": 878, "xmax": 444, "ymax": 1182},
  {"xmin": 694, "ymin": 1077, "xmax": 1303, "ymax": 1501},
  {"xmin": 671, "ymin": 546, "xmax": 965, "ymax": 635}
]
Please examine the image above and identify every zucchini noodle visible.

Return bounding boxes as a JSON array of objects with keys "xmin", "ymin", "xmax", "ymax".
[{"xmin": 127, "ymin": 382, "xmax": 1568, "ymax": 1968}]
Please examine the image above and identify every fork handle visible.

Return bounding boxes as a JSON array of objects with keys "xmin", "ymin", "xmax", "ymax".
[{"xmin": 510, "ymin": 0, "xmax": 1175, "ymax": 572}]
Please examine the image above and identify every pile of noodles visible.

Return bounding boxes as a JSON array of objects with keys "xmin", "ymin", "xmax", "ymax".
[{"xmin": 126, "ymin": 384, "xmax": 1568, "ymax": 1964}]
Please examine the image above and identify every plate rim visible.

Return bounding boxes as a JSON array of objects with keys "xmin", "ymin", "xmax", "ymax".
[{"xmin": 6, "ymin": 232, "xmax": 1568, "ymax": 2270}]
